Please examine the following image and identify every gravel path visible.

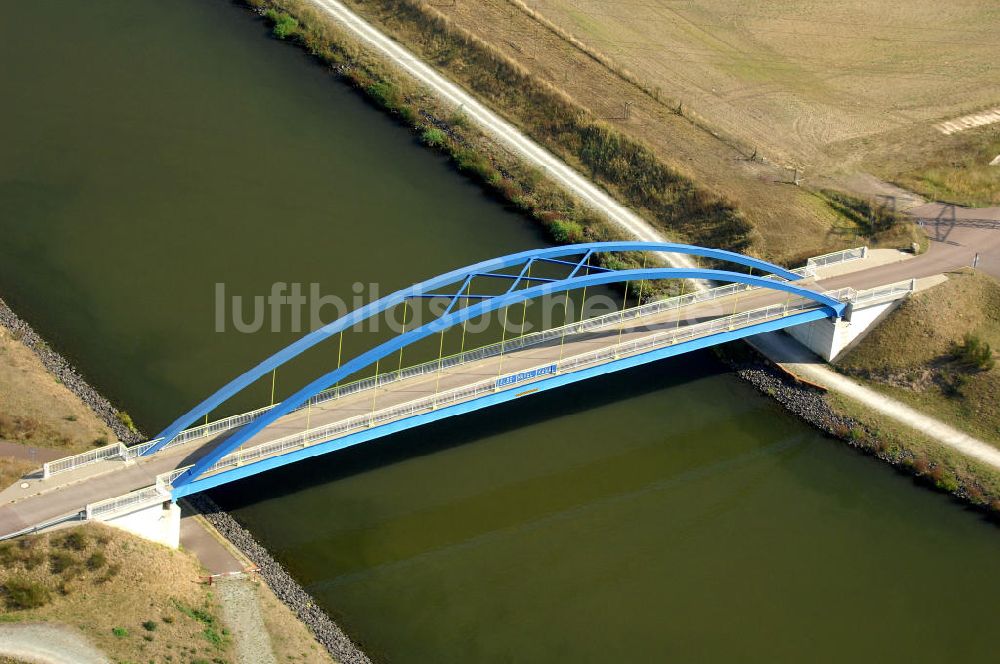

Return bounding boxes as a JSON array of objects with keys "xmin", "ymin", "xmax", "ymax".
[
  {"xmin": 0, "ymin": 623, "xmax": 108, "ymax": 664},
  {"xmin": 217, "ymin": 578, "xmax": 279, "ymax": 664}
]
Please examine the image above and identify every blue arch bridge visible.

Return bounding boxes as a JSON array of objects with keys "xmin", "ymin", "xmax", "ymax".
[{"xmin": 3, "ymin": 241, "xmax": 891, "ymax": 545}]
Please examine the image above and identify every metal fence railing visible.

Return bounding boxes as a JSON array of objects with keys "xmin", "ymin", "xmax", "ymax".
[
  {"xmin": 805, "ymin": 246, "xmax": 867, "ymax": 272},
  {"xmin": 849, "ymin": 279, "xmax": 915, "ymax": 308},
  {"xmin": 43, "ymin": 442, "xmax": 128, "ymax": 479},
  {"xmin": 85, "ymin": 484, "xmax": 167, "ymax": 520}
]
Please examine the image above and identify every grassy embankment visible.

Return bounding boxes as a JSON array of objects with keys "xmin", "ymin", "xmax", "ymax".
[
  {"xmin": 0, "ymin": 326, "xmax": 118, "ymax": 490},
  {"xmin": 0, "ymin": 523, "xmax": 336, "ymax": 664},
  {"xmin": 0, "ymin": 524, "xmax": 233, "ymax": 663},
  {"xmin": 833, "ymin": 270, "xmax": 1000, "ymax": 508},
  {"xmin": 248, "ymin": 0, "xmax": 756, "ymax": 268},
  {"xmin": 879, "ymin": 125, "xmax": 1000, "ymax": 208},
  {"xmin": 815, "ymin": 190, "xmax": 928, "ymax": 253}
]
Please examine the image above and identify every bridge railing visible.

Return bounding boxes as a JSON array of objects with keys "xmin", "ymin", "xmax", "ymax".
[
  {"xmin": 192, "ymin": 297, "xmax": 822, "ymax": 481},
  {"xmin": 85, "ymin": 483, "xmax": 168, "ymax": 520},
  {"xmin": 849, "ymin": 279, "xmax": 915, "ymax": 308},
  {"xmin": 43, "ymin": 442, "xmax": 129, "ymax": 479},
  {"xmin": 804, "ymin": 246, "xmax": 867, "ymax": 274}
]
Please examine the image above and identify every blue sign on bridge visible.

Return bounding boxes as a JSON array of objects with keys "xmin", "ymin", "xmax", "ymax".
[{"xmin": 496, "ymin": 364, "xmax": 557, "ymax": 389}]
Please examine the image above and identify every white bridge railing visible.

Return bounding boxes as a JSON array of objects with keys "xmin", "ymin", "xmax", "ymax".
[
  {"xmin": 804, "ymin": 246, "xmax": 867, "ymax": 273},
  {"xmin": 841, "ymin": 279, "xmax": 915, "ymax": 309},
  {"xmin": 47, "ymin": 247, "xmax": 870, "ymax": 481}
]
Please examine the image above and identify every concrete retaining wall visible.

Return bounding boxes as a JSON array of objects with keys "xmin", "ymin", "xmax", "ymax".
[
  {"xmin": 788, "ymin": 299, "xmax": 901, "ymax": 361},
  {"xmin": 100, "ymin": 501, "xmax": 180, "ymax": 548}
]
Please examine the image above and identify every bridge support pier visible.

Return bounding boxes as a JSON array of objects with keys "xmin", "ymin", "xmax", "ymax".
[
  {"xmin": 786, "ymin": 299, "xmax": 902, "ymax": 362},
  {"xmin": 98, "ymin": 500, "xmax": 180, "ymax": 549}
]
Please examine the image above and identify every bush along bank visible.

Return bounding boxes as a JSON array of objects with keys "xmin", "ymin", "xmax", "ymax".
[
  {"xmin": 187, "ymin": 494, "xmax": 373, "ymax": 664},
  {"xmin": 0, "ymin": 298, "xmax": 143, "ymax": 445},
  {"xmin": 243, "ymin": 0, "xmax": 753, "ymax": 288},
  {"xmin": 716, "ymin": 342, "xmax": 1000, "ymax": 519}
]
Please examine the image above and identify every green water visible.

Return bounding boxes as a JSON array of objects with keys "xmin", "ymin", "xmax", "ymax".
[{"xmin": 1, "ymin": 1, "xmax": 997, "ymax": 662}]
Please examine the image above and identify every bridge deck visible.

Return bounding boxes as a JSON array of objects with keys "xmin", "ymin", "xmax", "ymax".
[{"xmin": 0, "ymin": 279, "xmax": 816, "ymax": 534}]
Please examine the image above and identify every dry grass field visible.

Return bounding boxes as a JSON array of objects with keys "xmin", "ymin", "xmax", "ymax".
[
  {"xmin": 0, "ymin": 327, "xmax": 118, "ymax": 489},
  {"xmin": 0, "ymin": 524, "xmax": 234, "ymax": 663},
  {"xmin": 519, "ymin": 0, "xmax": 999, "ymax": 172}
]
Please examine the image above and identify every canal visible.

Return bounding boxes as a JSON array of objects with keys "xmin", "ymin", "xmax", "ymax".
[{"xmin": 1, "ymin": 1, "xmax": 997, "ymax": 662}]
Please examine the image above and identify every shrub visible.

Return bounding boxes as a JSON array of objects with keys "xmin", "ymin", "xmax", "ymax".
[
  {"xmin": 115, "ymin": 411, "xmax": 138, "ymax": 434},
  {"xmin": 3, "ymin": 578, "xmax": 51, "ymax": 610},
  {"xmin": 92, "ymin": 435, "xmax": 109, "ymax": 448},
  {"xmin": 142, "ymin": 620, "xmax": 157, "ymax": 632},
  {"xmin": 549, "ymin": 220, "xmax": 584, "ymax": 243},
  {"xmin": 421, "ymin": 127, "xmax": 447, "ymax": 147},
  {"xmin": 954, "ymin": 333, "xmax": 995, "ymax": 371},
  {"xmin": 49, "ymin": 551, "xmax": 77, "ymax": 574},
  {"xmin": 366, "ymin": 81, "xmax": 401, "ymax": 110},
  {"xmin": 97, "ymin": 563, "xmax": 121, "ymax": 584},
  {"xmin": 59, "ymin": 530, "xmax": 88, "ymax": 551},
  {"xmin": 112, "ymin": 626, "xmax": 128, "ymax": 638},
  {"xmin": 264, "ymin": 9, "xmax": 299, "ymax": 40},
  {"xmin": 448, "ymin": 108, "xmax": 470, "ymax": 128},
  {"xmin": 86, "ymin": 551, "xmax": 107, "ymax": 570}
]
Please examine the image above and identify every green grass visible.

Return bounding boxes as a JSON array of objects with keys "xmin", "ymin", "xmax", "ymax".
[
  {"xmin": 264, "ymin": 9, "xmax": 300, "ymax": 40},
  {"xmin": 421, "ymin": 127, "xmax": 447, "ymax": 148},
  {"xmin": 826, "ymin": 391, "xmax": 1000, "ymax": 508},
  {"xmin": 817, "ymin": 189, "xmax": 926, "ymax": 251},
  {"xmin": 115, "ymin": 410, "xmax": 138, "ymax": 434},
  {"xmin": 2, "ymin": 577, "xmax": 52, "ymax": 610},
  {"xmin": 893, "ymin": 126, "xmax": 1000, "ymax": 207}
]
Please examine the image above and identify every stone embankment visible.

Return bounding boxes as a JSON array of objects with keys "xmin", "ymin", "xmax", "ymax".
[
  {"xmin": 0, "ymin": 298, "xmax": 142, "ymax": 445},
  {"xmin": 732, "ymin": 363, "xmax": 859, "ymax": 439},
  {"xmin": 188, "ymin": 494, "xmax": 373, "ymax": 664}
]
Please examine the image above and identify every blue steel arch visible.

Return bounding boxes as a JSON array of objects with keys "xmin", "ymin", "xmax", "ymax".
[
  {"xmin": 170, "ymin": 264, "xmax": 843, "ymax": 488},
  {"xmin": 148, "ymin": 242, "xmax": 802, "ymax": 458}
]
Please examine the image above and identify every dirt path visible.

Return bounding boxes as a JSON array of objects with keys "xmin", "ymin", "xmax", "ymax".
[
  {"xmin": 216, "ymin": 578, "xmax": 279, "ymax": 664},
  {"xmin": 0, "ymin": 623, "xmax": 108, "ymax": 664},
  {"xmin": 750, "ymin": 331, "xmax": 1000, "ymax": 469}
]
